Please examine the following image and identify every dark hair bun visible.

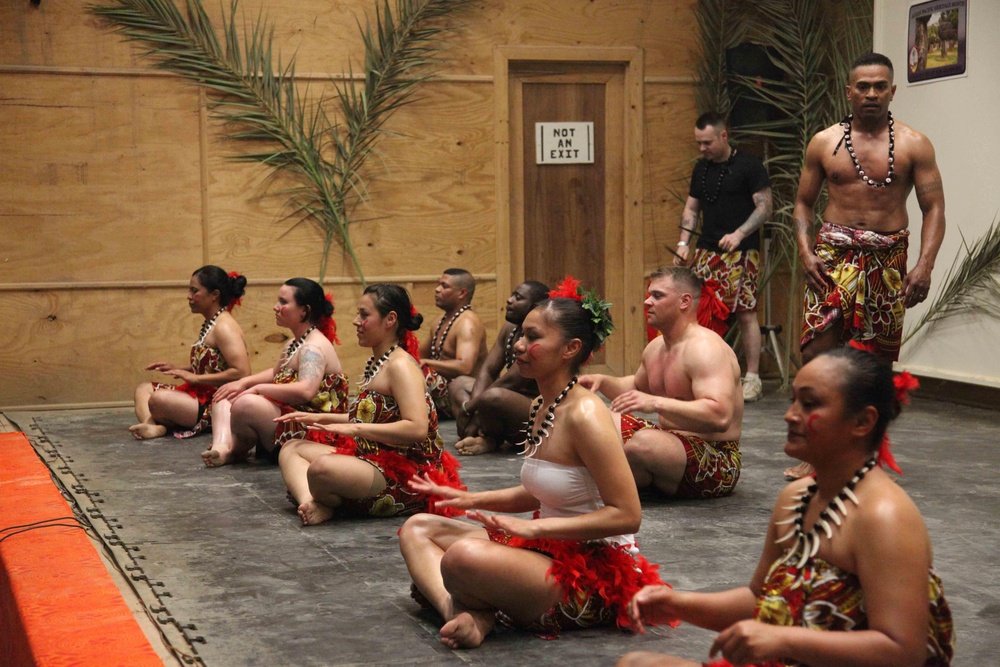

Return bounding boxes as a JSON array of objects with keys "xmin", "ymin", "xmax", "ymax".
[
  {"xmin": 409, "ymin": 312, "xmax": 424, "ymax": 331},
  {"xmin": 230, "ymin": 274, "xmax": 248, "ymax": 299}
]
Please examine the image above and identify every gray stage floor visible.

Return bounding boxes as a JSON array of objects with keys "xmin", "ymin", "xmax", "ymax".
[{"xmin": 4, "ymin": 388, "xmax": 998, "ymax": 666}]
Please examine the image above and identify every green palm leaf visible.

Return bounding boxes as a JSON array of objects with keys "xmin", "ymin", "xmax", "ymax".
[
  {"xmin": 902, "ymin": 216, "xmax": 1000, "ymax": 346},
  {"xmin": 89, "ymin": 0, "xmax": 470, "ymax": 284}
]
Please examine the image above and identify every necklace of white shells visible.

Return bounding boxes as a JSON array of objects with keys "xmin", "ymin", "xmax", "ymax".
[
  {"xmin": 359, "ymin": 345, "xmax": 397, "ymax": 388},
  {"xmin": 520, "ymin": 377, "xmax": 577, "ymax": 458},
  {"xmin": 281, "ymin": 326, "xmax": 316, "ymax": 368},
  {"xmin": 775, "ymin": 455, "xmax": 878, "ymax": 580},
  {"xmin": 195, "ymin": 308, "xmax": 226, "ymax": 346}
]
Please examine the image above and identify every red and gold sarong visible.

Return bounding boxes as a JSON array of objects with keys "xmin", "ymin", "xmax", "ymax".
[
  {"xmin": 308, "ymin": 389, "xmax": 464, "ymax": 517},
  {"xmin": 151, "ymin": 342, "xmax": 225, "ymax": 438},
  {"xmin": 704, "ymin": 556, "xmax": 954, "ymax": 667},
  {"xmin": 270, "ymin": 368, "xmax": 349, "ymax": 449},
  {"xmin": 801, "ymin": 222, "xmax": 909, "ymax": 361},
  {"xmin": 422, "ymin": 366, "xmax": 453, "ymax": 419},
  {"xmin": 619, "ymin": 414, "xmax": 741, "ymax": 499},
  {"xmin": 691, "ymin": 248, "xmax": 760, "ymax": 314}
]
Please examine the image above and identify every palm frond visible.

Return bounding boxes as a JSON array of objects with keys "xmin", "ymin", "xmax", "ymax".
[
  {"xmin": 902, "ymin": 215, "xmax": 1000, "ymax": 346},
  {"xmin": 89, "ymin": 0, "xmax": 470, "ymax": 284}
]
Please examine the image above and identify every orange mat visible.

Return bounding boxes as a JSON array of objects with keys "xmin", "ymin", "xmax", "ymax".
[{"xmin": 0, "ymin": 431, "xmax": 161, "ymax": 666}]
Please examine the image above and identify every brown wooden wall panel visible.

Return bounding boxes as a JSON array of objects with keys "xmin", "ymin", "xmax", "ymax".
[
  {"xmin": 0, "ymin": 1, "xmax": 700, "ymax": 407},
  {"xmin": 642, "ymin": 83, "xmax": 700, "ymax": 272},
  {"xmin": 0, "ymin": 74, "xmax": 203, "ymax": 283},
  {"xmin": 0, "ymin": 4, "xmax": 134, "ymax": 68},
  {"xmin": 204, "ymin": 82, "xmax": 497, "ymax": 279},
  {"xmin": 441, "ymin": 1, "xmax": 699, "ymax": 77}
]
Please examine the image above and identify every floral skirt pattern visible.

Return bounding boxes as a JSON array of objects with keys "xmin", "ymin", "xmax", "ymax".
[
  {"xmin": 620, "ymin": 414, "xmax": 741, "ymax": 498},
  {"xmin": 800, "ymin": 222, "xmax": 909, "ymax": 361}
]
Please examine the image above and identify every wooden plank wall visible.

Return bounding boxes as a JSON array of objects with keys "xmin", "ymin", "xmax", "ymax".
[{"xmin": 0, "ymin": 0, "xmax": 700, "ymax": 409}]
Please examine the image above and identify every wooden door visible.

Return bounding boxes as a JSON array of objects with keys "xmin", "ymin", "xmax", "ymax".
[{"xmin": 496, "ymin": 48, "xmax": 643, "ymax": 375}]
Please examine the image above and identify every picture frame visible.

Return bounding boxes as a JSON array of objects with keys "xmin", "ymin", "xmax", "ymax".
[{"xmin": 906, "ymin": 0, "xmax": 968, "ymax": 84}]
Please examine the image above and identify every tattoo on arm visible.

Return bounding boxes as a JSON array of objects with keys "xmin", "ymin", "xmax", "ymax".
[
  {"xmin": 793, "ymin": 217, "xmax": 815, "ymax": 238},
  {"xmin": 916, "ymin": 178, "xmax": 944, "ymax": 197},
  {"xmin": 737, "ymin": 193, "xmax": 771, "ymax": 236},
  {"xmin": 297, "ymin": 347, "xmax": 324, "ymax": 382}
]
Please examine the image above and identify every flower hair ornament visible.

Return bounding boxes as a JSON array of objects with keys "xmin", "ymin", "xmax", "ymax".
[
  {"xmin": 549, "ymin": 276, "xmax": 615, "ymax": 348},
  {"xmin": 319, "ymin": 292, "xmax": 340, "ymax": 345},
  {"xmin": 226, "ymin": 271, "xmax": 243, "ymax": 311},
  {"xmin": 402, "ymin": 305, "xmax": 421, "ymax": 360},
  {"xmin": 877, "ymin": 371, "xmax": 919, "ymax": 475}
]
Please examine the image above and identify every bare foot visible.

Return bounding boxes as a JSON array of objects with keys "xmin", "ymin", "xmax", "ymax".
[
  {"xmin": 784, "ymin": 461, "xmax": 815, "ymax": 480},
  {"xmin": 440, "ymin": 611, "xmax": 494, "ymax": 649},
  {"xmin": 129, "ymin": 423, "xmax": 167, "ymax": 440},
  {"xmin": 455, "ymin": 436, "xmax": 497, "ymax": 456},
  {"xmin": 202, "ymin": 446, "xmax": 234, "ymax": 468},
  {"xmin": 298, "ymin": 500, "xmax": 334, "ymax": 526}
]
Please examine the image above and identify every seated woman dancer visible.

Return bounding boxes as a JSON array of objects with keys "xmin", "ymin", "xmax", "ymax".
[
  {"xmin": 398, "ymin": 278, "xmax": 665, "ymax": 650},
  {"xmin": 202, "ymin": 278, "xmax": 347, "ymax": 467},
  {"xmin": 130, "ymin": 265, "xmax": 250, "ymax": 440},
  {"xmin": 619, "ymin": 347, "xmax": 954, "ymax": 667},
  {"xmin": 277, "ymin": 283, "xmax": 464, "ymax": 526}
]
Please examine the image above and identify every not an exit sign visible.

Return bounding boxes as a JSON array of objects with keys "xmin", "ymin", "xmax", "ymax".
[{"xmin": 535, "ymin": 122, "xmax": 594, "ymax": 164}]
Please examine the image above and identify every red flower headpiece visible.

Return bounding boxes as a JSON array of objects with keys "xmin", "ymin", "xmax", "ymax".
[
  {"xmin": 318, "ymin": 292, "xmax": 340, "ymax": 345},
  {"xmin": 549, "ymin": 276, "xmax": 583, "ymax": 301},
  {"xmin": 894, "ymin": 371, "xmax": 919, "ymax": 405},
  {"xmin": 548, "ymin": 275, "xmax": 615, "ymax": 349},
  {"xmin": 876, "ymin": 372, "xmax": 918, "ymax": 475},
  {"xmin": 226, "ymin": 271, "xmax": 243, "ymax": 311}
]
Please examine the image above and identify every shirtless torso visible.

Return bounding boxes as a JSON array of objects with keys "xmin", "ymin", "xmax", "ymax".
[{"xmin": 795, "ymin": 62, "xmax": 945, "ymax": 309}]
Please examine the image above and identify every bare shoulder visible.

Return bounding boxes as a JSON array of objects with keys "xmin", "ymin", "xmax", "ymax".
[
  {"xmin": 857, "ymin": 473, "xmax": 925, "ymax": 529},
  {"xmin": 455, "ymin": 310, "xmax": 485, "ymax": 336},
  {"xmin": 212, "ymin": 313, "xmax": 245, "ymax": 340},
  {"xmin": 641, "ymin": 335, "xmax": 667, "ymax": 358},
  {"xmin": 690, "ymin": 326, "xmax": 739, "ymax": 368},
  {"xmin": 810, "ymin": 123, "xmax": 844, "ymax": 152}
]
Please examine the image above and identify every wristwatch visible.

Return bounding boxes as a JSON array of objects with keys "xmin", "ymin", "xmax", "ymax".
[{"xmin": 677, "ymin": 241, "xmax": 688, "ymax": 247}]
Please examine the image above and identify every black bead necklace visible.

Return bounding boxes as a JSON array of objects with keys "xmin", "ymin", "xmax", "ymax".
[
  {"xmin": 360, "ymin": 345, "xmax": 397, "ymax": 387},
  {"xmin": 520, "ymin": 376, "xmax": 578, "ymax": 457},
  {"xmin": 430, "ymin": 304, "xmax": 470, "ymax": 360},
  {"xmin": 196, "ymin": 308, "xmax": 226, "ymax": 346},
  {"xmin": 503, "ymin": 327, "xmax": 522, "ymax": 370},
  {"xmin": 842, "ymin": 111, "xmax": 895, "ymax": 188},
  {"xmin": 775, "ymin": 456, "xmax": 878, "ymax": 571},
  {"xmin": 282, "ymin": 326, "xmax": 316, "ymax": 367},
  {"xmin": 700, "ymin": 148, "xmax": 737, "ymax": 203}
]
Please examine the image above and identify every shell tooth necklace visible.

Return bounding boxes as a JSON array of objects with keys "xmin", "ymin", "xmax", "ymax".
[
  {"xmin": 775, "ymin": 456, "xmax": 878, "ymax": 573},
  {"xmin": 282, "ymin": 326, "xmax": 316, "ymax": 367},
  {"xmin": 359, "ymin": 345, "xmax": 397, "ymax": 387},
  {"xmin": 430, "ymin": 305, "xmax": 470, "ymax": 360},
  {"xmin": 519, "ymin": 377, "xmax": 577, "ymax": 458},
  {"xmin": 196, "ymin": 308, "xmax": 226, "ymax": 346}
]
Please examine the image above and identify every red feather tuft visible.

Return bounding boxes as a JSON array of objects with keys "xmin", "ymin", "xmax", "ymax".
[
  {"xmin": 893, "ymin": 371, "xmax": 919, "ymax": 405},
  {"xmin": 549, "ymin": 276, "xmax": 583, "ymax": 301}
]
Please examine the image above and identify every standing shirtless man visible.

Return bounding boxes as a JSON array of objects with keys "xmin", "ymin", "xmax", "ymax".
[
  {"xmin": 420, "ymin": 268, "xmax": 488, "ymax": 419},
  {"xmin": 580, "ymin": 268, "xmax": 743, "ymax": 499},
  {"xmin": 790, "ymin": 52, "xmax": 946, "ymax": 478}
]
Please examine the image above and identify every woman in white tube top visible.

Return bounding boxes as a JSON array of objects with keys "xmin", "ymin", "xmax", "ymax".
[{"xmin": 399, "ymin": 277, "xmax": 670, "ymax": 649}]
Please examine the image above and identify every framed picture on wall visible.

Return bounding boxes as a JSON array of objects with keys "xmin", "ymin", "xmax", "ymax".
[{"xmin": 906, "ymin": 0, "xmax": 968, "ymax": 84}]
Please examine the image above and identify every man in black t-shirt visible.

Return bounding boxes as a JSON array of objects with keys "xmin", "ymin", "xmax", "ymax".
[{"xmin": 674, "ymin": 112, "xmax": 772, "ymax": 402}]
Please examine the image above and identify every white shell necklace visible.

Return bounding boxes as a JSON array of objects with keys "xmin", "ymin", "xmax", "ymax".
[
  {"xmin": 519, "ymin": 377, "xmax": 577, "ymax": 458},
  {"xmin": 195, "ymin": 308, "xmax": 226, "ymax": 346},
  {"xmin": 775, "ymin": 456, "xmax": 878, "ymax": 574},
  {"xmin": 359, "ymin": 345, "xmax": 397, "ymax": 388},
  {"xmin": 281, "ymin": 326, "xmax": 316, "ymax": 368}
]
